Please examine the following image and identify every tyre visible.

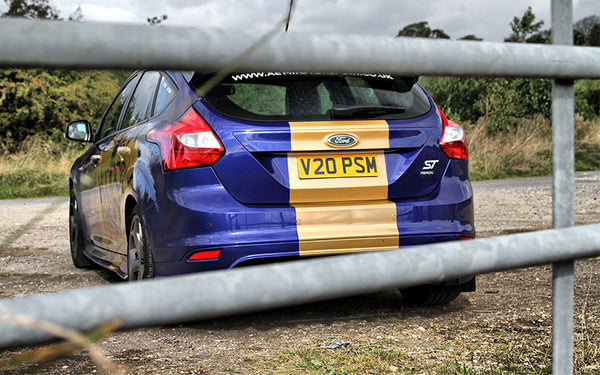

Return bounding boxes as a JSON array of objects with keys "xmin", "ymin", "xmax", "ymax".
[
  {"xmin": 400, "ymin": 285, "xmax": 460, "ymax": 306},
  {"xmin": 69, "ymin": 193, "xmax": 92, "ymax": 268},
  {"xmin": 127, "ymin": 206, "xmax": 155, "ymax": 281}
]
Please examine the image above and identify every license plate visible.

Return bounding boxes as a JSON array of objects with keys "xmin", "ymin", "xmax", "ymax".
[{"xmin": 297, "ymin": 154, "xmax": 379, "ymax": 179}]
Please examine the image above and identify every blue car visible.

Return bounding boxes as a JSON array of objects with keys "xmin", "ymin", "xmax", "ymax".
[{"xmin": 65, "ymin": 71, "xmax": 475, "ymax": 304}]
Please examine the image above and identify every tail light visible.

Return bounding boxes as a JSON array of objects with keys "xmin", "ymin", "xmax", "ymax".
[
  {"xmin": 148, "ymin": 108, "xmax": 224, "ymax": 171},
  {"xmin": 439, "ymin": 108, "xmax": 469, "ymax": 160}
]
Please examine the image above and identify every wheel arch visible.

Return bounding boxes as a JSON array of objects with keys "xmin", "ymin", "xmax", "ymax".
[{"xmin": 124, "ymin": 194, "xmax": 139, "ymax": 233}]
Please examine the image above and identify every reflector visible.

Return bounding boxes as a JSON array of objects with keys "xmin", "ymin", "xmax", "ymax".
[{"xmin": 188, "ymin": 249, "xmax": 222, "ymax": 261}]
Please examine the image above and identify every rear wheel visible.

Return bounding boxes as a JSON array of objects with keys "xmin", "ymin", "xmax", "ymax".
[
  {"xmin": 69, "ymin": 193, "xmax": 92, "ymax": 268},
  {"xmin": 400, "ymin": 285, "xmax": 460, "ymax": 306},
  {"xmin": 127, "ymin": 206, "xmax": 155, "ymax": 281}
]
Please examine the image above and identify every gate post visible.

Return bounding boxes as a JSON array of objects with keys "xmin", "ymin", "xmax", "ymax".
[{"xmin": 551, "ymin": 0, "xmax": 575, "ymax": 374}]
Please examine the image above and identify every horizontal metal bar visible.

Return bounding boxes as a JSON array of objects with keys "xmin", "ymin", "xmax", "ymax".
[
  {"xmin": 1, "ymin": 224, "xmax": 599, "ymax": 349},
  {"xmin": 1, "ymin": 18, "xmax": 600, "ymax": 78}
]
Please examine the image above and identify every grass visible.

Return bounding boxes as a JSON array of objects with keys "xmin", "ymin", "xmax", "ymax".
[
  {"xmin": 0, "ymin": 136, "xmax": 84, "ymax": 199},
  {"xmin": 246, "ymin": 317, "xmax": 596, "ymax": 375},
  {"xmin": 0, "ymin": 116, "xmax": 599, "ymax": 199},
  {"xmin": 466, "ymin": 115, "xmax": 600, "ymax": 181},
  {"xmin": 247, "ymin": 331, "xmax": 556, "ymax": 375},
  {"xmin": 264, "ymin": 341, "xmax": 420, "ymax": 374}
]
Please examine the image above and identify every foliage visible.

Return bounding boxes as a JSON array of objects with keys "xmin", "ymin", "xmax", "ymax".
[
  {"xmin": 0, "ymin": 69, "xmax": 124, "ymax": 152},
  {"xmin": 484, "ymin": 78, "xmax": 551, "ymax": 131},
  {"xmin": 0, "ymin": 134, "xmax": 85, "ymax": 198},
  {"xmin": 505, "ymin": 6, "xmax": 544, "ymax": 43},
  {"xmin": 414, "ymin": 7, "xmax": 600, "ymax": 133},
  {"xmin": 147, "ymin": 14, "xmax": 168, "ymax": 26},
  {"xmin": 2, "ymin": 0, "xmax": 59, "ymax": 19},
  {"xmin": 465, "ymin": 115, "xmax": 600, "ymax": 181},
  {"xmin": 420, "ymin": 76, "xmax": 488, "ymax": 123},
  {"xmin": 574, "ymin": 15, "xmax": 600, "ymax": 46},
  {"xmin": 460, "ymin": 34, "xmax": 483, "ymax": 41},
  {"xmin": 574, "ymin": 80, "xmax": 600, "ymax": 120},
  {"xmin": 67, "ymin": 5, "xmax": 83, "ymax": 22},
  {"xmin": 397, "ymin": 21, "xmax": 450, "ymax": 39},
  {"xmin": 421, "ymin": 76, "xmax": 552, "ymax": 132}
]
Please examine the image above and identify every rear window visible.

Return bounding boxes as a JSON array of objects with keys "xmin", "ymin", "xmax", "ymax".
[{"xmin": 192, "ymin": 73, "xmax": 431, "ymax": 122}]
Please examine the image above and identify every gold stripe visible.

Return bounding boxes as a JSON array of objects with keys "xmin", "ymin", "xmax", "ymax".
[
  {"xmin": 289, "ymin": 120, "xmax": 389, "ymax": 151},
  {"xmin": 287, "ymin": 120, "xmax": 390, "ymax": 203},
  {"xmin": 294, "ymin": 201, "xmax": 399, "ymax": 256},
  {"xmin": 288, "ymin": 151, "xmax": 388, "ymax": 203},
  {"xmin": 289, "ymin": 120, "xmax": 398, "ymax": 255}
]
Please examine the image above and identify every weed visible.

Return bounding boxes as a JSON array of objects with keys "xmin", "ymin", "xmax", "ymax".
[
  {"xmin": 466, "ymin": 115, "xmax": 600, "ymax": 181},
  {"xmin": 0, "ymin": 136, "xmax": 84, "ymax": 198}
]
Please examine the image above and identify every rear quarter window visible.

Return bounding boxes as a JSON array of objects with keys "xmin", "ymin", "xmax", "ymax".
[{"xmin": 153, "ymin": 75, "xmax": 178, "ymax": 115}]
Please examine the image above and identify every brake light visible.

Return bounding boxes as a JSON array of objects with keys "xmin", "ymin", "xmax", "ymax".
[
  {"xmin": 148, "ymin": 108, "xmax": 224, "ymax": 171},
  {"xmin": 439, "ymin": 108, "xmax": 469, "ymax": 160}
]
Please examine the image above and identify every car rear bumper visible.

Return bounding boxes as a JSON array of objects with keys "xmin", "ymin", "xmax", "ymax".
[{"xmin": 144, "ymin": 160, "xmax": 474, "ymax": 277}]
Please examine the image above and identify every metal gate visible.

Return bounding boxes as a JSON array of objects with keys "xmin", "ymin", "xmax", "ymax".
[{"xmin": 0, "ymin": 1, "xmax": 599, "ymax": 373}]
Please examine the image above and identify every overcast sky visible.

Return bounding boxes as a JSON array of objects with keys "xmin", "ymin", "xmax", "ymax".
[{"xmin": 8, "ymin": 0, "xmax": 600, "ymax": 42}]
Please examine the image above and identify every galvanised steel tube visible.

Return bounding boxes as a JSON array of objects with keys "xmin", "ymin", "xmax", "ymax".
[
  {"xmin": 551, "ymin": 0, "xmax": 576, "ymax": 373},
  {"xmin": 1, "ymin": 224, "xmax": 600, "ymax": 349},
  {"xmin": 0, "ymin": 18, "xmax": 600, "ymax": 78}
]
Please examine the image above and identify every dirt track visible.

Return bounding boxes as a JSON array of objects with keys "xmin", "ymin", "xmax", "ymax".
[{"xmin": 0, "ymin": 172, "xmax": 599, "ymax": 374}]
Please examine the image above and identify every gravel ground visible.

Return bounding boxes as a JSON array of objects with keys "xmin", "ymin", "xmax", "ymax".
[{"xmin": 0, "ymin": 171, "xmax": 599, "ymax": 374}]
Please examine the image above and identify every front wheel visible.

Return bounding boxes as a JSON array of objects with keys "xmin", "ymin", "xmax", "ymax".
[
  {"xmin": 69, "ymin": 193, "xmax": 92, "ymax": 268},
  {"xmin": 127, "ymin": 206, "xmax": 155, "ymax": 281}
]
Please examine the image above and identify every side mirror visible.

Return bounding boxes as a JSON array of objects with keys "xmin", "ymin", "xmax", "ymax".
[{"xmin": 64, "ymin": 120, "xmax": 93, "ymax": 142}]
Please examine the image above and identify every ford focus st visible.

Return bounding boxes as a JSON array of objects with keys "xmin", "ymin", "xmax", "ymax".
[{"xmin": 65, "ymin": 71, "xmax": 475, "ymax": 305}]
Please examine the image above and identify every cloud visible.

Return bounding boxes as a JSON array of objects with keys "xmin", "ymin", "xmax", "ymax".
[
  {"xmin": 165, "ymin": 0, "xmax": 289, "ymax": 31},
  {"xmin": 575, "ymin": 0, "xmax": 600, "ymax": 20},
  {"xmin": 53, "ymin": 0, "xmax": 143, "ymax": 23},
  {"xmin": 80, "ymin": 4, "xmax": 142, "ymax": 23},
  {"xmin": 290, "ymin": 0, "xmax": 423, "ymax": 36},
  {"xmin": 48, "ymin": 0, "xmax": 571, "ymax": 43}
]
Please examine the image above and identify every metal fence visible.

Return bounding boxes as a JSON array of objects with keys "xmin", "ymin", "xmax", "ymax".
[
  {"xmin": 0, "ymin": 17, "xmax": 599, "ymax": 78},
  {"xmin": 0, "ymin": 1, "xmax": 599, "ymax": 373}
]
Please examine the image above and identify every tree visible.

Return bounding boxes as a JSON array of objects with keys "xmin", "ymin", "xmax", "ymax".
[
  {"xmin": 459, "ymin": 34, "xmax": 483, "ymax": 41},
  {"xmin": 505, "ymin": 6, "xmax": 544, "ymax": 43},
  {"xmin": 575, "ymin": 80, "xmax": 600, "ymax": 120},
  {"xmin": 397, "ymin": 21, "xmax": 450, "ymax": 39},
  {"xmin": 590, "ymin": 24, "xmax": 600, "ymax": 46},
  {"xmin": 574, "ymin": 15, "xmax": 600, "ymax": 46},
  {"xmin": 0, "ymin": 70, "xmax": 123, "ymax": 151},
  {"xmin": 526, "ymin": 29, "xmax": 551, "ymax": 44},
  {"xmin": 419, "ymin": 76, "xmax": 490, "ymax": 124},
  {"xmin": 68, "ymin": 5, "xmax": 83, "ymax": 22},
  {"xmin": 2, "ymin": 0, "xmax": 60, "ymax": 19},
  {"xmin": 147, "ymin": 14, "xmax": 168, "ymax": 26}
]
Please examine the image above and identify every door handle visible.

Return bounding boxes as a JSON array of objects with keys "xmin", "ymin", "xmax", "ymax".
[
  {"xmin": 91, "ymin": 154, "xmax": 101, "ymax": 166},
  {"xmin": 117, "ymin": 147, "xmax": 131, "ymax": 156},
  {"xmin": 117, "ymin": 147, "xmax": 131, "ymax": 162}
]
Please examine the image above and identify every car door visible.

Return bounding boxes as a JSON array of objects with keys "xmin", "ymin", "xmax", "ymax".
[
  {"xmin": 98, "ymin": 71, "xmax": 162, "ymax": 255},
  {"xmin": 81, "ymin": 73, "xmax": 141, "ymax": 252}
]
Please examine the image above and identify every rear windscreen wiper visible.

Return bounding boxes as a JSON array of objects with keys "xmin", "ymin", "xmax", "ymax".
[{"xmin": 330, "ymin": 105, "xmax": 406, "ymax": 118}]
